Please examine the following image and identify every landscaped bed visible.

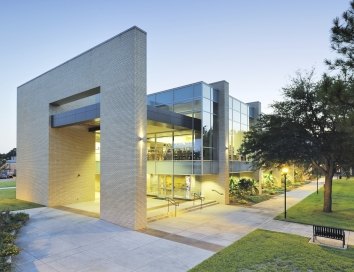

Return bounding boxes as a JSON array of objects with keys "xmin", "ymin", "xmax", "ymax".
[
  {"xmin": 190, "ymin": 229, "xmax": 354, "ymax": 272},
  {"xmin": 276, "ymin": 178, "xmax": 354, "ymax": 231},
  {"xmin": 0, "ymin": 210, "xmax": 29, "ymax": 272},
  {"xmin": 229, "ymin": 176, "xmax": 311, "ymax": 205}
]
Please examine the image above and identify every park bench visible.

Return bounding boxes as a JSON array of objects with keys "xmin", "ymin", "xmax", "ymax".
[{"xmin": 313, "ymin": 225, "xmax": 345, "ymax": 248}]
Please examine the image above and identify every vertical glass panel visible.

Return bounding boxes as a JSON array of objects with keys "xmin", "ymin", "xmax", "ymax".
[
  {"xmin": 174, "ymin": 131, "xmax": 193, "ymax": 160},
  {"xmin": 213, "ymin": 88, "xmax": 219, "ymax": 102},
  {"xmin": 203, "ymin": 112, "xmax": 211, "ymax": 147},
  {"xmin": 155, "ymin": 132, "xmax": 173, "ymax": 160},
  {"xmin": 203, "ymin": 148, "xmax": 213, "ymax": 160},
  {"xmin": 233, "ymin": 122, "xmax": 240, "ymax": 131},
  {"xmin": 241, "ymin": 103, "xmax": 248, "ymax": 115},
  {"xmin": 233, "ymin": 110, "xmax": 240, "ymax": 123},
  {"xmin": 233, "ymin": 99, "xmax": 241, "ymax": 112},
  {"xmin": 156, "ymin": 91, "xmax": 173, "ymax": 105},
  {"xmin": 147, "ymin": 135, "xmax": 156, "ymax": 161},
  {"xmin": 193, "ymin": 131, "xmax": 202, "ymax": 160},
  {"xmin": 203, "ymin": 98, "xmax": 211, "ymax": 113},
  {"xmin": 174, "ymin": 100, "xmax": 194, "ymax": 114},
  {"xmin": 174, "ymin": 86, "xmax": 194, "ymax": 102},
  {"xmin": 213, "ymin": 102, "xmax": 218, "ymax": 115},
  {"xmin": 193, "ymin": 162, "xmax": 202, "ymax": 174},
  {"xmin": 241, "ymin": 124, "xmax": 248, "ymax": 131},
  {"xmin": 147, "ymin": 95, "xmax": 155, "ymax": 106},
  {"xmin": 241, "ymin": 114, "xmax": 248, "ymax": 125},
  {"xmin": 173, "ymin": 163, "xmax": 193, "ymax": 175},
  {"xmin": 193, "ymin": 84, "xmax": 202, "ymax": 98},
  {"xmin": 147, "ymin": 174, "xmax": 158, "ymax": 195},
  {"xmin": 202, "ymin": 84, "xmax": 211, "ymax": 99},
  {"xmin": 193, "ymin": 99, "xmax": 202, "ymax": 112},
  {"xmin": 194, "ymin": 111, "xmax": 202, "ymax": 120},
  {"xmin": 229, "ymin": 97, "xmax": 233, "ymax": 109},
  {"xmin": 229, "ymin": 108, "xmax": 233, "ymax": 121}
]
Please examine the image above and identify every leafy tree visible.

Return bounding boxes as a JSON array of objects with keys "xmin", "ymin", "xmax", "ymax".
[
  {"xmin": 326, "ymin": 1, "xmax": 354, "ymax": 80},
  {"xmin": 239, "ymin": 72, "xmax": 354, "ymax": 212}
]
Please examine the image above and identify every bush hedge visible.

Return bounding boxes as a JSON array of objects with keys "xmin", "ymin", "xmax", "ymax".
[{"xmin": 0, "ymin": 210, "xmax": 29, "ymax": 271}]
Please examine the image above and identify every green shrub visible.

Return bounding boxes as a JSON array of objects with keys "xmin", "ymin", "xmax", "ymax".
[
  {"xmin": 0, "ymin": 244, "xmax": 20, "ymax": 257},
  {"xmin": 12, "ymin": 212, "xmax": 29, "ymax": 223},
  {"xmin": 0, "ymin": 233, "xmax": 15, "ymax": 244},
  {"xmin": 0, "ymin": 210, "xmax": 29, "ymax": 271}
]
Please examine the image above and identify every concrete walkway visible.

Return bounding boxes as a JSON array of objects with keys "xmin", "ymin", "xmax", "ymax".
[
  {"xmin": 13, "ymin": 208, "xmax": 213, "ymax": 272},
  {"xmin": 14, "ymin": 179, "xmax": 352, "ymax": 271}
]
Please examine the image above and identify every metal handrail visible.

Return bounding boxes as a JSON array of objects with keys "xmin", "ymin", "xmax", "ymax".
[
  {"xmin": 193, "ymin": 193, "xmax": 205, "ymax": 209},
  {"xmin": 212, "ymin": 189, "xmax": 224, "ymax": 195},
  {"xmin": 166, "ymin": 197, "xmax": 179, "ymax": 217}
]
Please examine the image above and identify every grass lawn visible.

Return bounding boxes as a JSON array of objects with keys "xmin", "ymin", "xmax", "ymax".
[
  {"xmin": 276, "ymin": 179, "xmax": 354, "ymax": 231},
  {"xmin": 190, "ymin": 229, "xmax": 354, "ymax": 272},
  {"xmin": 0, "ymin": 180, "xmax": 16, "ymax": 188},
  {"xmin": 0, "ymin": 188, "xmax": 42, "ymax": 211}
]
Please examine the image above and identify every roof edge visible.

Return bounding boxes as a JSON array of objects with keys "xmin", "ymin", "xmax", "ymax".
[{"xmin": 18, "ymin": 26, "xmax": 146, "ymax": 89}]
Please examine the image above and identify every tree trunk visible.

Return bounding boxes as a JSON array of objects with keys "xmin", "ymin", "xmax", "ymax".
[{"xmin": 323, "ymin": 174, "xmax": 333, "ymax": 212}]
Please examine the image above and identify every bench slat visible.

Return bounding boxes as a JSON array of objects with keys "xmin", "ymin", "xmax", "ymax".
[{"xmin": 313, "ymin": 225, "xmax": 345, "ymax": 247}]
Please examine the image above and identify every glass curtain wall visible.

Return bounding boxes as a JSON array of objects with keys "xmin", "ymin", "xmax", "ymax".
[
  {"xmin": 147, "ymin": 83, "xmax": 204, "ymax": 199},
  {"xmin": 229, "ymin": 96, "xmax": 249, "ymax": 161}
]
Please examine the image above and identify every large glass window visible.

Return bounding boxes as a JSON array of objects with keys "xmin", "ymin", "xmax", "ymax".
[
  {"xmin": 155, "ymin": 132, "xmax": 173, "ymax": 161},
  {"xmin": 203, "ymin": 98, "xmax": 211, "ymax": 113},
  {"xmin": 156, "ymin": 91, "xmax": 173, "ymax": 105},
  {"xmin": 202, "ymin": 112, "xmax": 212, "ymax": 147},
  {"xmin": 202, "ymin": 85, "xmax": 211, "ymax": 99},
  {"xmin": 174, "ymin": 100, "xmax": 194, "ymax": 114},
  {"xmin": 173, "ymin": 131, "xmax": 193, "ymax": 160},
  {"xmin": 241, "ymin": 103, "xmax": 248, "ymax": 115},
  {"xmin": 147, "ymin": 95, "xmax": 155, "ymax": 106},
  {"xmin": 174, "ymin": 86, "xmax": 193, "ymax": 102}
]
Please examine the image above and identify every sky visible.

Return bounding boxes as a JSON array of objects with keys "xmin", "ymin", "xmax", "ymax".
[{"xmin": 0, "ymin": 0, "xmax": 350, "ymax": 153}]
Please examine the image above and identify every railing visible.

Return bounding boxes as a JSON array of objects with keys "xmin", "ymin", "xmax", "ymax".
[
  {"xmin": 193, "ymin": 193, "xmax": 205, "ymax": 209},
  {"xmin": 166, "ymin": 197, "xmax": 179, "ymax": 217},
  {"xmin": 212, "ymin": 189, "xmax": 224, "ymax": 195}
]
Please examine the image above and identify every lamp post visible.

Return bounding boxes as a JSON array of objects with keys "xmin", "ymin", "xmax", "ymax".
[{"xmin": 282, "ymin": 167, "xmax": 289, "ymax": 219}]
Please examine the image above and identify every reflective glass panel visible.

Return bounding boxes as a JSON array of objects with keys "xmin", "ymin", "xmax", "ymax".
[
  {"xmin": 202, "ymin": 84, "xmax": 211, "ymax": 99},
  {"xmin": 203, "ymin": 148, "xmax": 213, "ymax": 160},
  {"xmin": 156, "ymin": 91, "xmax": 173, "ymax": 105},
  {"xmin": 193, "ymin": 99, "xmax": 202, "ymax": 112},
  {"xmin": 203, "ymin": 98, "xmax": 211, "ymax": 113},
  {"xmin": 233, "ymin": 110, "xmax": 240, "ymax": 123},
  {"xmin": 174, "ymin": 86, "xmax": 194, "ymax": 102},
  {"xmin": 241, "ymin": 114, "xmax": 248, "ymax": 125},
  {"xmin": 233, "ymin": 99, "xmax": 241, "ymax": 112},
  {"xmin": 241, "ymin": 103, "xmax": 248, "ymax": 115},
  {"xmin": 174, "ymin": 100, "xmax": 194, "ymax": 114},
  {"xmin": 213, "ymin": 88, "xmax": 219, "ymax": 102},
  {"xmin": 147, "ymin": 95, "xmax": 155, "ymax": 106},
  {"xmin": 194, "ymin": 84, "xmax": 202, "ymax": 98}
]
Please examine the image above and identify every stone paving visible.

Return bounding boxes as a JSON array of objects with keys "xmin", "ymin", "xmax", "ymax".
[
  {"xmin": 13, "ymin": 179, "xmax": 353, "ymax": 271},
  {"xmin": 13, "ymin": 208, "xmax": 213, "ymax": 272}
]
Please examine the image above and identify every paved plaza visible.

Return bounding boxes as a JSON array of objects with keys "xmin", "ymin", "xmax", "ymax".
[{"xmin": 13, "ymin": 180, "xmax": 353, "ymax": 271}]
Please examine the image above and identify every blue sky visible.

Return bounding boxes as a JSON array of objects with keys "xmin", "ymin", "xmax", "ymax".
[{"xmin": 0, "ymin": 0, "xmax": 349, "ymax": 153}]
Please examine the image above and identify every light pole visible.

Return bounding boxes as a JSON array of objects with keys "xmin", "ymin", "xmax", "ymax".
[{"xmin": 282, "ymin": 167, "xmax": 289, "ymax": 219}]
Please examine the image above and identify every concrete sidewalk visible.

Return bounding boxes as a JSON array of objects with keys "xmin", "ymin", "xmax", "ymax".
[
  {"xmin": 148, "ymin": 179, "xmax": 326, "ymax": 248},
  {"xmin": 13, "ymin": 208, "xmax": 213, "ymax": 272},
  {"xmin": 15, "ymin": 179, "xmax": 351, "ymax": 272}
]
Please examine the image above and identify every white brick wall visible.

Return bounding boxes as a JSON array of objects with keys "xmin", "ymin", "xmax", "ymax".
[{"xmin": 17, "ymin": 27, "xmax": 147, "ymax": 230}]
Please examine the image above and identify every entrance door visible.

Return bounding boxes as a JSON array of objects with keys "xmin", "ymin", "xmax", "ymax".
[{"xmin": 158, "ymin": 175, "xmax": 173, "ymax": 198}]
